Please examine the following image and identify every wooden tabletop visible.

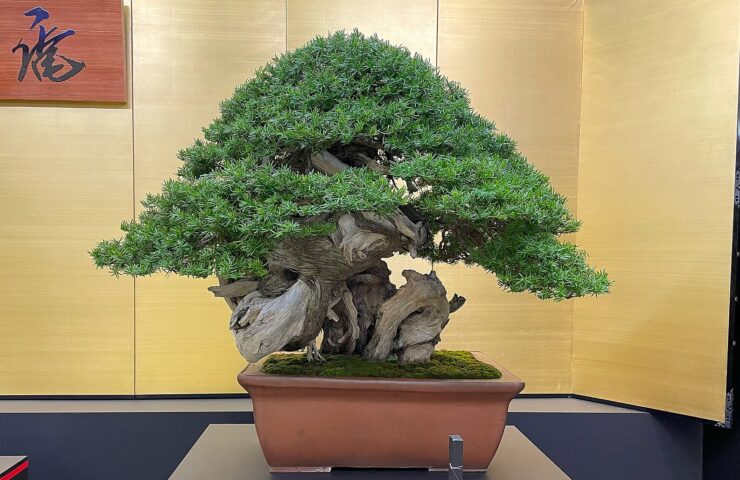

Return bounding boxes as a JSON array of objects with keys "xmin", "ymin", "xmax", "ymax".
[{"xmin": 171, "ymin": 424, "xmax": 570, "ymax": 479}]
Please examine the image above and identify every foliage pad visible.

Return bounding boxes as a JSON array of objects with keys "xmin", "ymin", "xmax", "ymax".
[
  {"xmin": 261, "ymin": 351, "xmax": 502, "ymax": 379},
  {"xmin": 92, "ymin": 30, "xmax": 609, "ymax": 300}
]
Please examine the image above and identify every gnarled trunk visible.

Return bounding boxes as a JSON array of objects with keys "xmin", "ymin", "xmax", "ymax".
[{"xmin": 211, "ymin": 151, "xmax": 465, "ymax": 364}]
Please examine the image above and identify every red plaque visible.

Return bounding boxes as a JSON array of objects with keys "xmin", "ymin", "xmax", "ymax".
[{"xmin": 0, "ymin": 0, "xmax": 125, "ymax": 102}]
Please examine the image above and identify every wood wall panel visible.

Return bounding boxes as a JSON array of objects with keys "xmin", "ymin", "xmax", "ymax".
[
  {"xmin": 287, "ymin": 0, "xmax": 437, "ymax": 63},
  {"xmin": 436, "ymin": 0, "xmax": 584, "ymax": 392},
  {"xmin": 0, "ymin": 0, "xmax": 126, "ymax": 102},
  {"xmin": 132, "ymin": 0, "xmax": 286, "ymax": 394},
  {"xmin": 574, "ymin": 0, "xmax": 740, "ymax": 420},
  {"xmin": 0, "ymin": 0, "xmax": 134, "ymax": 395}
]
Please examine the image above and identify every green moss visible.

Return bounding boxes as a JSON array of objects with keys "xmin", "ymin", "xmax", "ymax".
[{"xmin": 261, "ymin": 350, "xmax": 502, "ymax": 380}]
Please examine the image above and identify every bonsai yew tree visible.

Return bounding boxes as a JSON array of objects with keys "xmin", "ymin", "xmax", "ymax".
[{"xmin": 92, "ymin": 31, "xmax": 609, "ymax": 365}]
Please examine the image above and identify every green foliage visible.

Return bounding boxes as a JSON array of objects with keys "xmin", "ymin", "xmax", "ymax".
[
  {"xmin": 177, "ymin": 31, "xmax": 514, "ymax": 180},
  {"xmin": 469, "ymin": 223, "xmax": 610, "ymax": 300},
  {"xmin": 261, "ymin": 350, "xmax": 502, "ymax": 379},
  {"xmin": 92, "ymin": 30, "xmax": 610, "ymax": 299},
  {"xmin": 91, "ymin": 158, "xmax": 403, "ymax": 279}
]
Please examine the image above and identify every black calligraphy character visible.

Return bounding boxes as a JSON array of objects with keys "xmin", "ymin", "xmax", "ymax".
[{"xmin": 12, "ymin": 7, "xmax": 86, "ymax": 83}]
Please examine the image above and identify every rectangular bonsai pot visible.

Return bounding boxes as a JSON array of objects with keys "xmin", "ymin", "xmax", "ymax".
[{"xmin": 237, "ymin": 351, "xmax": 525, "ymax": 472}]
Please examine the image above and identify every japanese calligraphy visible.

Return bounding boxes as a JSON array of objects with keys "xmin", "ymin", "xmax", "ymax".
[{"xmin": 12, "ymin": 7, "xmax": 86, "ymax": 83}]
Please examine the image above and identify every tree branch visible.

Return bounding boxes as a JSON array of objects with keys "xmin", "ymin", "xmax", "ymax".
[
  {"xmin": 354, "ymin": 152, "xmax": 390, "ymax": 175},
  {"xmin": 353, "ymin": 136, "xmax": 385, "ymax": 150},
  {"xmin": 209, "ymin": 278, "xmax": 259, "ymax": 298},
  {"xmin": 309, "ymin": 150, "xmax": 350, "ymax": 174}
]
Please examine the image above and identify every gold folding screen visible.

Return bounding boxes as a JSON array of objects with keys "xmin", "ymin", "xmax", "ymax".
[
  {"xmin": 434, "ymin": 0, "xmax": 585, "ymax": 393},
  {"xmin": 0, "ymin": 0, "xmax": 736, "ymax": 419},
  {"xmin": 131, "ymin": 0, "xmax": 286, "ymax": 394},
  {"xmin": 0, "ymin": 0, "xmax": 135, "ymax": 395},
  {"xmin": 287, "ymin": 0, "xmax": 437, "ymax": 61},
  {"xmin": 127, "ymin": 0, "xmax": 586, "ymax": 394},
  {"xmin": 283, "ymin": 0, "xmax": 586, "ymax": 394},
  {"xmin": 574, "ymin": 0, "xmax": 739, "ymax": 421}
]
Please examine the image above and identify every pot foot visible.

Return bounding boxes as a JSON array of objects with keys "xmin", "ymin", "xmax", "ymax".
[{"xmin": 269, "ymin": 466, "xmax": 332, "ymax": 473}]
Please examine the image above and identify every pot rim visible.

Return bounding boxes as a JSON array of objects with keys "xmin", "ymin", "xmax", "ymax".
[{"xmin": 238, "ymin": 351, "xmax": 525, "ymax": 394}]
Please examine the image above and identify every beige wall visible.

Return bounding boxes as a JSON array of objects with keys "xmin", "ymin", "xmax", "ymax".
[
  {"xmin": 0, "ymin": 0, "xmax": 736, "ymax": 419},
  {"xmin": 574, "ymin": 0, "xmax": 739, "ymax": 420}
]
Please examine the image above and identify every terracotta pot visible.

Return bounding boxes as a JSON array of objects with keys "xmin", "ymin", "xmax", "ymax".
[{"xmin": 237, "ymin": 351, "xmax": 524, "ymax": 473}]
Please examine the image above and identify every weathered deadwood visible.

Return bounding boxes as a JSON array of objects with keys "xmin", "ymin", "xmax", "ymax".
[
  {"xmin": 353, "ymin": 136, "xmax": 385, "ymax": 150},
  {"xmin": 306, "ymin": 339, "xmax": 326, "ymax": 362},
  {"xmin": 321, "ymin": 262, "xmax": 395, "ymax": 355},
  {"xmin": 349, "ymin": 262, "xmax": 396, "ymax": 353},
  {"xmin": 224, "ymin": 151, "xmax": 465, "ymax": 364},
  {"xmin": 321, "ymin": 283, "xmax": 360, "ymax": 355},
  {"xmin": 215, "ymin": 276, "xmax": 238, "ymax": 311},
  {"xmin": 231, "ymin": 278, "xmax": 331, "ymax": 362},
  {"xmin": 394, "ymin": 281, "xmax": 450, "ymax": 363},
  {"xmin": 209, "ymin": 278, "xmax": 259, "ymax": 299},
  {"xmin": 449, "ymin": 293, "xmax": 467, "ymax": 313},
  {"xmin": 358, "ymin": 210, "xmax": 426, "ymax": 257},
  {"xmin": 258, "ymin": 268, "xmax": 299, "ymax": 298},
  {"xmin": 363, "ymin": 270, "xmax": 450, "ymax": 363},
  {"xmin": 265, "ymin": 210, "xmax": 420, "ymax": 283},
  {"xmin": 310, "ymin": 150, "xmax": 349, "ymax": 174},
  {"xmin": 430, "ymin": 293, "xmax": 467, "ymax": 347},
  {"xmin": 332, "ymin": 213, "xmax": 392, "ymax": 264},
  {"xmin": 321, "ymin": 297, "xmax": 348, "ymax": 355},
  {"xmin": 398, "ymin": 343, "xmax": 435, "ymax": 364},
  {"xmin": 229, "ymin": 291, "xmax": 263, "ymax": 331},
  {"xmin": 354, "ymin": 152, "xmax": 390, "ymax": 175},
  {"xmin": 229, "ymin": 211, "xmax": 419, "ymax": 362}
]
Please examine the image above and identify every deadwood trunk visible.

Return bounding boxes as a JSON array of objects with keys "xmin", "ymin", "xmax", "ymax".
[{"xmin": 208, "ymin": 151, "xmax": 465, "ymax": 363}]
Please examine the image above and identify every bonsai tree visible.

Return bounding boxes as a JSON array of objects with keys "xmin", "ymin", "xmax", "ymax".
[{"xmin": 92, "ymin": 31, "xmax": 609, "ymax": 365}]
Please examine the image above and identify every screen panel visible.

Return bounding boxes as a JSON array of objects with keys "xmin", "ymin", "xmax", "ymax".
[
  {"xmin": 0, "ymin": 0, "xmax": 134, "ymax": 395},
  {"xmin": 287, "ymin": 0, "xmax": 437, "ymax": 63},
  {"xmin": 132, "ymin": 0, "xmax": 286, "ymax": 394},
  {"xmin": 574, "ymin": 0, "xmax": 740, "ymax": 420},
  {"xmin": 436, "ymin": 0, "xmax": 584, "ymax": 392}
]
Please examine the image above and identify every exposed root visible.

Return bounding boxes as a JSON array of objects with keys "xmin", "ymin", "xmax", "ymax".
[
  {"xmin": 363, "ymin": 270, "xmax": 450, "ymax": 363},
  {"xmin": 306, "ymin": 340, "xmax": 327, "ymax": 363},
  {"xmin": 223, "ymin": 207, "xmax": 466, "ymax": 365}
]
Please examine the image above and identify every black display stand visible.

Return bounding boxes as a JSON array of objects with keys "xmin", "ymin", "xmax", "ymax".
[{"xmin": 170, "ymin": 424, "xmax": 569, "ymax": 479}]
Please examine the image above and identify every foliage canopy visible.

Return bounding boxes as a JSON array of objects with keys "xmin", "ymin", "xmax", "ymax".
[{"xmin": 92, "ymin": 31, "xmax": 609, "ymax": 300}]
